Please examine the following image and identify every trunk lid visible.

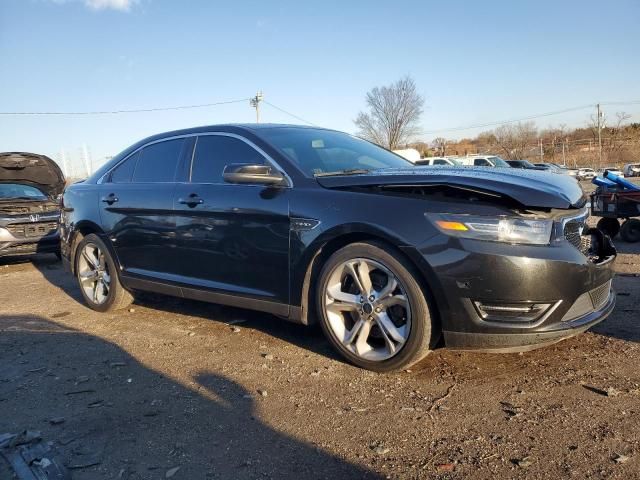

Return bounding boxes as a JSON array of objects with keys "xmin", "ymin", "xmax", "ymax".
[
  {"xmin": 0, "ymin": 152, "xmax": 65, "ymax": 197},
  {"xmin": 315, "ymin": 166, "xmax": 586, "ymax": 209}
]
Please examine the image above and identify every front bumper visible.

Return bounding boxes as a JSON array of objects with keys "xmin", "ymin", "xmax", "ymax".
[
  {"xmin": 0, "ymin": 226, "xmax": 60, "ymax": 257},
  {"xmin": 405, "ymin": 233, "xmax": 616, "ymax": 352},
  {"xmin": 443, "ymin": 288, "xmax": 615, "ymax": 351}
]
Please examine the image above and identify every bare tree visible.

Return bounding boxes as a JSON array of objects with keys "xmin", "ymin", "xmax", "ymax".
[
  {"xmin": 492, "ymin": 121, "xmax": 538, "ymax": 160},
  {"xmin": 355, "ymin": 76, "xmax": 424, "ymax": 150},
  {"xmin": 607, "ymin": 112, "xmax": 632, "ymax": 154},
  {"xmin": 432, "ymin": 137, "xmax": 447, "ymax": 156}
]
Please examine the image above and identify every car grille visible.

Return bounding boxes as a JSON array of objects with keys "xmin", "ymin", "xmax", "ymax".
[
  {"xmin": 561, "ymin": 280, "xmax": 612, "ymax": 321},
  {"xmin": 5, "ymin": 222, "xmax": 58, "ymax": 238},
  {"xmin": 589, "ymin": 280, "xmax": 612, "ymax": 310},
  {"xmin": 1, "ymin": 243, "xmax": 39, "ymax": 254},
  {"xmin": 563, "ymin": 214, "xmax": 591, "ymax": 255},
  {"xmin": 564, "ymin": 219, "xmax": 583, "ymax": 249}
]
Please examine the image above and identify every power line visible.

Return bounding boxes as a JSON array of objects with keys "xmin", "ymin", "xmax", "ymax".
[
  {"xmin": 421, "ymin": 104, "xmax": 593, "ymax": 134},
  {"xmin": 420, "ymin": 100, "xmax": 640, "ymax": 135},
  {"xmin": 601, "ymin": 100, "xmax": 640, "ymax": 107},
  {"xmin": 263, "ymin": 100, "xmax": 318, "ymax": 126},
  {"xmin": 0, "ymin": 98, "xmax": 251, "ymax": 116}
]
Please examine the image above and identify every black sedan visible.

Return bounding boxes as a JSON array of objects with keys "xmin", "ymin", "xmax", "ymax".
[{"xmin": 60, "ymin": 124, "xmax": 616, "ymax": 372}]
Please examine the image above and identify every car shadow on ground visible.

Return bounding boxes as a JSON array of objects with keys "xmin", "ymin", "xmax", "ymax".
[
  {"xmin": 0, "ymin": 314, "xmax": 382, "ymax": 479},
  {"xmin": 591, "ymin": 275, "xmax": 640, "ymax": 343},
  {"xmin": 26, "ymin": 254, "xmax": 346, "ymax": 364}
]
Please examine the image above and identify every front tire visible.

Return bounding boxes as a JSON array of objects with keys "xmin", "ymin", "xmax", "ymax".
[
  {"xmin": 620, "ymin": 219, "xmax": 640, "ymax": 243},
  {"xmin": 316, "ymin": 242, "xmax": 436, "ymax": 372},
  {"xmin": 75, "ymin": 234, "xmax": 133, "ymax": 312}
]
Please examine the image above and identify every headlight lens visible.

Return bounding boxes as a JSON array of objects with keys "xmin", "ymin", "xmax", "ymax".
[{"xmin": 428, "ymin": 214, "xmax": 553, "ymax": 245}]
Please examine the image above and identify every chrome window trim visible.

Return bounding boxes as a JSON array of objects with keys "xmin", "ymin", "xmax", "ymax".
[{"xmin": 98, "ymin": 131, "xmax": 293, "ymax": 188}]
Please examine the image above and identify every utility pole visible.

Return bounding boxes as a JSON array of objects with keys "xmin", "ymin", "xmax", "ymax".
[
  {"xmin": 250, "ymin": 91, "xmax": 263, "ymax": 123},
  {"xmin": 596, "ymin": 103, "xmax": 603, "ymax": 169},
  {"xmin": 82, "ymin": 144, "xmax": 92, "ymax": 177},
  {"xmin": 60, "ymin": 149, "xmax": 68, "ymax": 178},
  {"xmin": 539, "ymin": 139, "xmax": 544, "ymax": 162},
  {"xmin": 562, "ymin": 139, "xmax": 566, "ymax": 166}
]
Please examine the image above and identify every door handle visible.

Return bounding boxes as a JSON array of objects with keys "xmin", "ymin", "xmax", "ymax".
[
  {"xmin": 101, "ymin": 194, "xmax": 118, "ymax": 204},
  {"xmin": 178, "ymin": 194, "xmax": 204, "ymax": 207}
]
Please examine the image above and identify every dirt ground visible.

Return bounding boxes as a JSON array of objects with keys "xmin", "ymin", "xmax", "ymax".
[{"xmin": 1, "ymin": 211, "xmax": 639, "ymax": 478}]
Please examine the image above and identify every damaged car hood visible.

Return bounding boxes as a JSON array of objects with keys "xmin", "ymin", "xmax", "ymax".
[
  {"xmin": 0, "ymin": 152, "xmax": 65, "ymax": 197},
  {"xmin": 315, "ymin": 166, "xmax": 586, "ymax": 209}
]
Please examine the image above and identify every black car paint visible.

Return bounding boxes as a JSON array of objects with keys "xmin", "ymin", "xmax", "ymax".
[
  {"xmin": 60, "ymin": 124, "xmax": 616, "ymax": 350},
  {"xmin": 315, "ymin": 166, "xmax": 585, "ymax": 209}
]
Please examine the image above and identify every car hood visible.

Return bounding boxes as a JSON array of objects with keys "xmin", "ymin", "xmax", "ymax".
[
  {"xmin": 315, "ymin": 166, "xmax": 586, "ymax": 209},
  {"xmin": 0, "ymin": 152, "xmax": 65, "ymax": 197}
]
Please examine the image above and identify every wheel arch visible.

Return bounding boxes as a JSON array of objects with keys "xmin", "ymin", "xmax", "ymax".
[
  {"xmin": 293, "ymin": 225, "xmax": 444, "ymax": 334},
  {"xmin": 68, "ymin": 220, "xmax": 107, "ymax": 274}
]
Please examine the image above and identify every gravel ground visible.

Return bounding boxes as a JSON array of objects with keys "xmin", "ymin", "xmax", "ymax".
[{"xmin": 1, "ymin": 202, "xmax": 639, "ymax": 478}]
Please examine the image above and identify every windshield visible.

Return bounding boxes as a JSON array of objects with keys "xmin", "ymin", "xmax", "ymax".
[
  {"xmin": 0, "ymin": 183, "xmax": 47, "ymax": 200},
  {"xmin": 256, "ymin": 128, "xmax": 412, "ymax": 176},
  {"xmin": 487, "ymin": 156, "xmax": 510, "ymax": 167},
  {"xmin": 445, "ymin": 158, "xmax": 463, "ymax": 165}
]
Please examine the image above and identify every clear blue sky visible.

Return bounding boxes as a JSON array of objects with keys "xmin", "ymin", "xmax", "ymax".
[{"xmin": 1, "ymin": 0, "xmax": 639, "ymax": 174}]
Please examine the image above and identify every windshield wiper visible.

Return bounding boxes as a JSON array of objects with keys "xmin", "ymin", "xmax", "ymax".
[{"xmin": 315, "ymin": 168, "xmax": 371, "ymax": 177}]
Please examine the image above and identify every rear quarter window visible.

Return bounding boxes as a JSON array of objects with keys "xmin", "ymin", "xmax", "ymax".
[{"xmin": 109, "ymin": 151, "xmax": 139, "ymax": 183}]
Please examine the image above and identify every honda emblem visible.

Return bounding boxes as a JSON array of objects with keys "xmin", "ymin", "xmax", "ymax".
[{"xmin": 29, "ymin": 214, "xmax": 40, "ymax": 222}]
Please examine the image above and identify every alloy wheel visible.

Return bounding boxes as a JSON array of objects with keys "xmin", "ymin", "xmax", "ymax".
[
  {"xmin": 323, "ymin": 258, "xmax": 411, "ymax": 361},
  {"xmin": 77, "ymin": 243, "xmax": 111, "ymax": 305}
]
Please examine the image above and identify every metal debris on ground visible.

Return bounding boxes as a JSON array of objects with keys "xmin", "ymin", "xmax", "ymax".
[
  {"xmin": 0, "ymin": 431, "xmax": 71, "ymax": 479},
  {"xmin": 165, "ymin": 466, "xmax": 181, "ymax": 477}
]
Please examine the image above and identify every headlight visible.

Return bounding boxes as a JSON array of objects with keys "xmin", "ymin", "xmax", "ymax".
[{"xmin": 428, "ymin": 213, "xmax": 553, "ymax": 245}]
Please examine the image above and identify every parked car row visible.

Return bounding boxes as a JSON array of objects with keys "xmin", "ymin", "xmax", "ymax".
[
  {"xmin": 1, "ymin": 124, "xmax": 619, "ymax": 372},
  {"xmin": 406, "ymin": 153, "xmax": 637, "ymax": 183}
]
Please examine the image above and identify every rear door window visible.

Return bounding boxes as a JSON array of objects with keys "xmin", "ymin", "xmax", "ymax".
[
  {"xmin": 190, "ymin": 135, "xmax": 266, "ymax": 184},
  {"xmin": 109, "ymin": 151, "xmax": 139, "ymax": 183},
  {"xmin": 133, "ymin": 139, "xmax": 185, "ymax": 183},
  {"xmin": 474, "ymin": 158, "xmax": 490, "ymax": 166},
  {"xmin": 433, "ymin": 159, "xmax": 447, "ymax": 165}
]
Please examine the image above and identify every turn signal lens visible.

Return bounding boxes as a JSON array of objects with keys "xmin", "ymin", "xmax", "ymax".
[{"xmin": 435, "ymin": 221, "xmax": 468, "ymax": 231}]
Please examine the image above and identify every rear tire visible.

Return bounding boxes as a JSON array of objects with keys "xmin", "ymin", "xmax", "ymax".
[
  {"xmin": 316, "ymin": 241, "xmax": 436, "ymax": 372},
  {"xmin": 596, "ymin": 217, "xmax": 620, "ymax": 239},
  {"xmin": 620, "ymin": 219, "xmax": 640, "ymax": 243},
  {"xmin": 75, "ymin": 234, "xmax": 133, "ymax": 312}
]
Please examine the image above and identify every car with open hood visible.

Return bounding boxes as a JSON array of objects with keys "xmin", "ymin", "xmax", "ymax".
[
  {"xmin": 59, "ymin": 124, "xmax": 616, "ymax": 372},
  {"xmin": 0, "ymin": 152, "xmax": 64, "ymax": 258}
]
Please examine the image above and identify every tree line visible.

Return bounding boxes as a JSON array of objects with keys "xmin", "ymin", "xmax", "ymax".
[{"xmin": 354, "ymin": 76, "xmax": 639, "ymax": 168}]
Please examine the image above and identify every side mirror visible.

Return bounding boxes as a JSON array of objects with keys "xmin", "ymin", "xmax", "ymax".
[{"xmin": 222, "ymin": 164, "xmax": 287, "ymax": 186}]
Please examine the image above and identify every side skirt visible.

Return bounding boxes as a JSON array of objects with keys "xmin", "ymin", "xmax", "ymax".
[{"xmin": 120, "ymin": 274, "xmax": 296, "ymax": 320}]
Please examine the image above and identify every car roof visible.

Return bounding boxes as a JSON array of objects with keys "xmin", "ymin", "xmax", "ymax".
[
  {"xmin": 127, "ymin": 123, "xmax": 335, "ymax": 146},
  {"xmin": 155, "ymin": 123, "xmax": 329, "ymax": 137}
]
